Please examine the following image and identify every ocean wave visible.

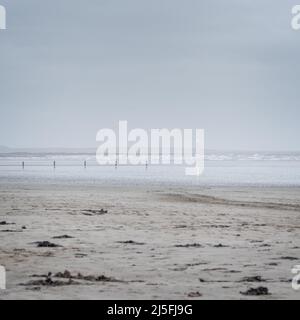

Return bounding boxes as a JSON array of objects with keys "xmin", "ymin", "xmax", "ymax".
[{"xmin": 1, "ymin": 152, "xmax": 300, "ymax": 162}]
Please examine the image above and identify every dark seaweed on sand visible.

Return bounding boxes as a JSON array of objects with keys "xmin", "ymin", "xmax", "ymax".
[
  {"xmin": 240, "ymin": 287, "xmax": 270, "ymax": 296},
  {"xmin": 174, "ymin": 243, "xmax": 203, "ymax": 248},
  {"xmin": 34, "ymin": 241, "xmax": 63, "ymax": 248}
]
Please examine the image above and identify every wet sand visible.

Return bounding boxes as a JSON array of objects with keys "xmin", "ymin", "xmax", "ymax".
[{"xmin": 0, "ymin": 183, "xmax": 299, "ymax": 299}]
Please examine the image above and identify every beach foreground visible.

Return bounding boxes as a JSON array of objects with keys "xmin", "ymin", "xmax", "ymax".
[{"xmin": 0, "ymin": 182, "xmax": 299, "ymax": 300}]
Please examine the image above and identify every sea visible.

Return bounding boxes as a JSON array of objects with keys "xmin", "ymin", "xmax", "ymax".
[{"xmin": 0, "ymin": 151, "xmax": 300, "ymax": 187}]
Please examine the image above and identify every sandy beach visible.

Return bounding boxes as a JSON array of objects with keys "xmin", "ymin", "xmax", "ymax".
[{"xmin": 0, "ymin": 181, "xmax": 299, "ymax": 300}]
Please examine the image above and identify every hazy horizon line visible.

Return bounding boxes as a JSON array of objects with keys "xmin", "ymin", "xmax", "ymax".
[{"xmin": 1, "ymin": 145, "xmax": 300, "ymax": 154}]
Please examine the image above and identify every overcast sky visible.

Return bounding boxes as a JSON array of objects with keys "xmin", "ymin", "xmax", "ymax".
[{"xmin": 0, "ymin": 0, "xmax": 299, "ymax": 150}]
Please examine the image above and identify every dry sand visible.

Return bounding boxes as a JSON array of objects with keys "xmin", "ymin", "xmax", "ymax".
[{"xmin": 0, "ymin": 182, "xmax": 299, "ymax": 300}]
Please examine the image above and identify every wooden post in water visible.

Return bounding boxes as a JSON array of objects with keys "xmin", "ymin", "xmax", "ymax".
[
  {"xmin": 84, "ymin": 160, "xmax": 87, "ymax": 168},
  {"xmin": 145, "ymin": 161, "xmax": 148, "ymax": 170},
  {"xmin": 53, "ymin": 161, "xmax": 56, "ymax": 169},
  {"xmin": 22, "ymin": 161, "xmax": 25, "ymax": 169},
  {"xmin": 115, "ymin": 160, "xmax": 118, "ymax": 169}
]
